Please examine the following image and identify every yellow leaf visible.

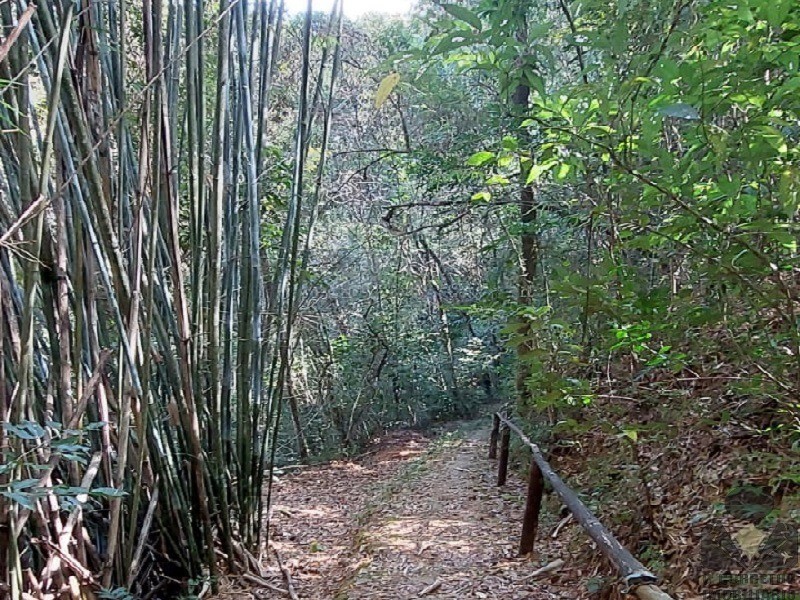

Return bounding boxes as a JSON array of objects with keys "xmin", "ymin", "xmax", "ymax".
[
  {"xmin": 733, "ymin": 524, "xmax": 766, "ymax": 560},
  {"xmin": 375, "ymin": 72, "xmax": 400, "ymax": 109}
]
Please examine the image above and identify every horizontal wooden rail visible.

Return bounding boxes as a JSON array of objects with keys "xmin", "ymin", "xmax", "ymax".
[{"xmin": 490, "ymin": 413, "xmax": 674, "ymax": 600}]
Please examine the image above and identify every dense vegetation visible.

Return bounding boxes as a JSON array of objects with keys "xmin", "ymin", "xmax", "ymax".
[{"xmin": 0, "ymin": 0, "xmax": 797, "ymax": 597}]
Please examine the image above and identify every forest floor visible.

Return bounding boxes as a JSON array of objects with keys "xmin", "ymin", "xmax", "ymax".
[
  {"xmin": 211, "ymin": 406, "xmax": 800, "ymax": 600},
  {"xmin": 217, "ymin": 415, "xmax": 579, "ymax": 599}
]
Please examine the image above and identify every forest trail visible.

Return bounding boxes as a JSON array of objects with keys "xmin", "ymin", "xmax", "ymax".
[{"xmin": 234, "ymin": 418, "xmax": 572, "ymax": 599}]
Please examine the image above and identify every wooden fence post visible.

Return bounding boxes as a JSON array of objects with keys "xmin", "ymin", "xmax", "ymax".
[
  {"xmin": 492, "ymin": 413, "xmax": 673, "ymax": 599},
  {"xmin": 497, "ymin": 425, "xmax": 510, "ymax": 486},
  {"xmin": 488, "ymin": 413, "xmax": 500, "ymax": 459},
  {"xmin": 519, "ymin": 455, "xmax": 544, "ymax": 555}
]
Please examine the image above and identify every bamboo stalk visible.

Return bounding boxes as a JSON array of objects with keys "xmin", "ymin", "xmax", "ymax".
[
  {"xmin": 0, "ymin": 5, "xmax": 36, "ymax": 64},
  {"xmin": 0, "ymin": 0, "xmax": 340, "ymax": 592}
]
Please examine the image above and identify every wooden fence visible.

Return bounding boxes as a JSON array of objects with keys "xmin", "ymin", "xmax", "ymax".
[{"xmin": 489, "ymin": 413, "xmax": 674, "ymax": 600}]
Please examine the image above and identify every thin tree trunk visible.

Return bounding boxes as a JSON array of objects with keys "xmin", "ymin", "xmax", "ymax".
[
  {"xmin": 511, "ymin": 4, "xmax": 537, "ymax": 411},
  {"xmin": 286, "ymin": 368, "xmax": 310, "ymax": 461}
]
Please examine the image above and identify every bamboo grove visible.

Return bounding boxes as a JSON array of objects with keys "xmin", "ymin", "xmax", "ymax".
[{"xmin": 0, "ymin": 0, "xmax": 343, "ymax": 596}]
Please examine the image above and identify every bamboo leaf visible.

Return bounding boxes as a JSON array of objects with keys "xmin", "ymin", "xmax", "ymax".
[
  {"xmin": 91, "ymin": 487, "xmax": 128, "ymax": 498},
  {"xmin": 0, "ymin": 491, "xmax": 37, "ymax": 510}
]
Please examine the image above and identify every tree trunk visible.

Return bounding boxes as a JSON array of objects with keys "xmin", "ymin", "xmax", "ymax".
[
  {"xmin": 512, "ymin": 6, "xmax": 537, "ymax": 411},
  {"xmin": 286, "ymin": 369, "xmax": 310, "ymax": 461}
]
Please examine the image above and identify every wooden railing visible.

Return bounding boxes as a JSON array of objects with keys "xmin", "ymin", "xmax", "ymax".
[{"xmin": 489, "ymin": 413, "xmax": 674, "ymax": 600}]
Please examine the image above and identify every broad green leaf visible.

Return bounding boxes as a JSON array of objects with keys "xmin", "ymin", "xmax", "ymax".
[
  {"xmin": 466, "ymin": 151, "xmax": 494, "ymax": 166},
  {"xmin": 528, "ymin": 23, "xmax": 552, "ymax": 40},
  {"xmin": 751, "ymin": 125, "xmax": 787, "ymax": 153},
  {"xmin": 766, "ymin": 0, "xmax": 791, "ymax": 27},
  {"xmin": 717, "ymin": 175, "xmax": 740, "ymax": 198},
  {"xmin": 525, "ymin": 159, "xmax": 557, "ymax": 184},
  {"xmin": 501, "ymin": 136, "xmax": 518, "ymax": 151},
  {"xmin": 737, "ymin": 4, "xmax": 754, "ymax": 23},
  {"xmin": 440, "ymin": 4, "xmax": 482, "ymax": 30},
  {"xmin": 374, "ymin": 73, "xmax": 400, "ymax": 109},
  {"xmin": 486, "ymin": 174, "xmax": 509, "ymax": 185},
  {"xmin": 610, "ymin": 18, "xmax": 629, "ymax": 54},
  {"xmin": 432, "ymin": 34, "xmax": 473, "ymax": 55},
  {"xmin": 497, "ymin": 154, "xmax": 514, "ymax": 168},
  {"xmin": 526, "ymin": 72, "xmax": 546, "ymax": 99}
]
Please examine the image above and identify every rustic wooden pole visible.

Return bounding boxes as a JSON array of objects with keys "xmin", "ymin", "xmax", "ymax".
[
  {"xmin": 495, "ymin": 414, "xmax": 673, "ymax": 599},
  {"xmin": 518, "ymin": 455, "xmax": 544, "ymax": 555},
  {"xmin": 488, "ymin": 413, "xmax": 500, "ymax": 459},
  {"xmin": 497, "ymin": 424, "xmax": 510, "ymax": 486}
]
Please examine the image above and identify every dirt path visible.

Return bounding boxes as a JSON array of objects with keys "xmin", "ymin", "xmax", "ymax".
[
  {"xmin": 224, "ymin": 421, "xmax": 571, "ymax": 599},
  {"xmin": 337, "ymin": 429, "xmax": 566, "ymax": 600}
]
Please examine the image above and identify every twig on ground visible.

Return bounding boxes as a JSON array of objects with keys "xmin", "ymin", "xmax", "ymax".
[
  {"xmin": 418, "ymin": 578, "xmax": 443, "ymax": 597},
  {"xmin": 518, "ymin": 559, "xmax": 565, "ymax": 582},
  {"xmin": 196, "ymin": 580, "xmax": 210, "ymax": 599},
  {"xmin": 272, "ymin": 546, "xmax": 300, "ymax": 600},
  {"xmin": 242, "ymin": 573, "xmax": 290, "ymax": 595},
  {"xmin": 552, "ymin": 513, "xmax": 573, "ymax": 538}
]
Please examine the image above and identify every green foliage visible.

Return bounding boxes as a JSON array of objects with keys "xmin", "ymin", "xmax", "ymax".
[
  {"xmin": 98, "ymin": 588, "xmax": 136, "ymax": 600},
  {"xmin": 422, "ymin": 0, "xmax": 800, "ymax": 431},
  {"xmin": 0, "ymin": 419, "xmax": 119, "ymax": 511}
]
